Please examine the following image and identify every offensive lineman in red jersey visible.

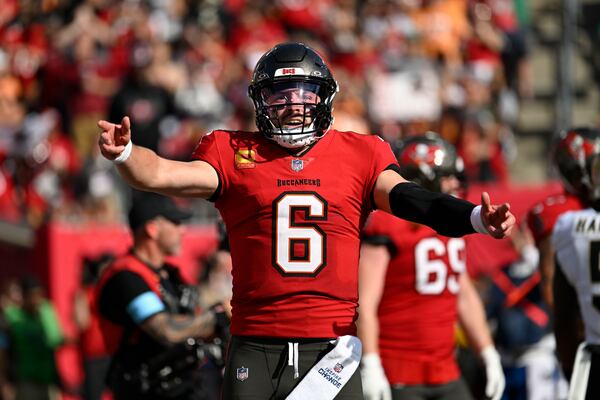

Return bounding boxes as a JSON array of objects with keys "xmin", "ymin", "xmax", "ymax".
[
  {"xmin": 526, "ymin": 128, "xmax": 600, "ymax": 308},
  {"xmin": 97, "ymin": 42, "xmax": 515, "ymax": 399},
  {"xmin": 358, "ymin": 133, "xmax": 504, "ymax": 400}
]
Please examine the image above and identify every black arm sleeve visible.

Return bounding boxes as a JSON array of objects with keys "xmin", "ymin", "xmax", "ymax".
[{"xmin": 389, "ymin": 182, "xmax": 476, "ymax": 237}]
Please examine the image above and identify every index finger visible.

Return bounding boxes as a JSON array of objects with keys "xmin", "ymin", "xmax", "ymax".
[
  {"xmin": 481, "ymin": 192, "xmax": 491, "ymax": 211},
  {"xmin": 121, "ymin": 116, "xmax": 131, "ymax": 133},
  {"xmin": 115, "ymin": 116, "xmax": 131, "ymax": 145},
  {"xmin": 97, "ymin": 120, "xmax": 114, "ymax": 131}
]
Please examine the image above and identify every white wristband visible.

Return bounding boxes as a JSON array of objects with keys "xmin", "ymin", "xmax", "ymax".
[
  {"xmin": 113, "ymin": 141, "xmax": 132, "ymax": 164},
  {"xmin": 470, "ymin": 205, "xmax": 489, "ymax": 235}
]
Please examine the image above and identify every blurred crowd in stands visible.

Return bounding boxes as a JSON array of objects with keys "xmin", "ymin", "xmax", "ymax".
[
  {"xmin": 0, "ymin": 276, "xmax": 64, "ymax": 400},
  {"xmin": 0, "ymin": 0, "xmax": 532, "ymax": 229}
]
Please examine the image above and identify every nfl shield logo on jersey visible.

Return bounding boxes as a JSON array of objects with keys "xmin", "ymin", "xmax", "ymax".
[
  {"xmin": 291, "ymin": 159, "xmax": 304, "ymax": 172},
  {"xmin": 236, "ymin": 366, "xmax": 249, "ymax": 381},
  {"xmin": 334, "ymin": 363, "xmax": 344, "ymax": 373}
]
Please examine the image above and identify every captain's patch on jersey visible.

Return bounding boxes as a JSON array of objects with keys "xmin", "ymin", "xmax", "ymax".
[{"xmin": 235, "ymin": 149, "xmax": 256, "ymax": 169}]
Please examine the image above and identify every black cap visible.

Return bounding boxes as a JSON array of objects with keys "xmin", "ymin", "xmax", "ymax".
[{"xmin": 128, "ymin": 192, "xmax": 192, "ymax": 232}]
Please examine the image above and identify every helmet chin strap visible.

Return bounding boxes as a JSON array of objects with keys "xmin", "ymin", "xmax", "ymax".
[{"xmin": 269, "ymin": 131, "xmax": 319, "ymax": 149}]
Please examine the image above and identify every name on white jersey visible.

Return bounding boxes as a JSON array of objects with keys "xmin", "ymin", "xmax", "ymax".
[{"xmin": 575, "ymin": 216, "xmax": 600, "ymax": 235}]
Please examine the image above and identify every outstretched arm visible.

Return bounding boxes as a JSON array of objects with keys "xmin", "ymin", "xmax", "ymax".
[
  {"xmin": 98, "ymin": 116, "xmax": 219, "ymax": 199},
  {"xmin": 373, "ymin": 169, "xmax": 515, "ymax": 238}
]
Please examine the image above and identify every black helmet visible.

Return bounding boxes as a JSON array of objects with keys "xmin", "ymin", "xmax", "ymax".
[
  {"xmin": 553, "ymin": 127, "xmax": 600, "ymax": 205},
  {"xmin": 397, "ymin": 132, "xmax": 465, "ymax": 193},
  {"xmin": 248, "ymin": 43, "xmax": 339, "ymax": 148}
]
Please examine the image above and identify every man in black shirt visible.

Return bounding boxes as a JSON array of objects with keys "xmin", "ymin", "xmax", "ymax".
[{"xmin": 96, "ymin": 192, "xmax": 217, "ymax": 399}]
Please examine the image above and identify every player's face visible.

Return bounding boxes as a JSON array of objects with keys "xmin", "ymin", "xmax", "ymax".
[
  {"xmin": 263, "ymin": 85, "xmax": 321, "ymax": 129},
  {"xmin": 440, "ymin": 175, "xmax": 461, "ymax": 197},
  {"xmin": 156, "ymin": 217, "xmax": 184, "ymax": 256}
]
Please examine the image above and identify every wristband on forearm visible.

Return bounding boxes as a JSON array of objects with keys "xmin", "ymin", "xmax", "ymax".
[
  {"xmin": 470, "ymin": 205, "xmax": 489, "ymax": 234},
  {"xmin": 113, "ymin": 141, "xmax": 132, "ymax": 164}
]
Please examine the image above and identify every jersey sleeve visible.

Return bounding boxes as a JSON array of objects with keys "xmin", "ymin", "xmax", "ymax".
[
  {"xmin": 366, "ymin": 136, "xmax": 398, "ymax": 210},
  {"xmin": 190, "ymin": 130, "xmax": 226, "ymax": 200},
  {"xmin": 526, "ymin": 203, "xmax": 549, "ymax": 244},
  {"xmin": 361, "ymin": 211, "xmax": 399, "ymax": 257},
  {"xmin": 527, "ymin": 195, "xmax": 582, "ymax": 244},
  {"xmin": 362, "ymin": 211, "xmax": 391, "ymax": 238}
]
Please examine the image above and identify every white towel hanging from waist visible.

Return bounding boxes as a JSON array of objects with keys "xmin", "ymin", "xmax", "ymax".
[{"xmin": 286, "ymin": 335, "xmax": 362, "ymax": 400}]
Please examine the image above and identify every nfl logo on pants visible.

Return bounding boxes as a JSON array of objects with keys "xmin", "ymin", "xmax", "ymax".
[{"xmin": 236, "ymin": 366, "xmax": 249, "ymax": 381}]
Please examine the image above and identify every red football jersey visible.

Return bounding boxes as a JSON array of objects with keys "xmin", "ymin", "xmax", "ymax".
[
  {"xmin": 526, "ymin": 192, "xmax": 582, "ymax": 244},
  {"xmin": 192, "ymin": 129, "xmax": 396, "ymax": 338},
  {"xmin": 362, "ymin": 210, "xmax": 466, "ymax": 384}
]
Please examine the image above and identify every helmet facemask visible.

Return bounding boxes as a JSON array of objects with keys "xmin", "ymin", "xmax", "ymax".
[{"xmin": 251, "ymin": 80, "xmax": 337, "ymax": 149}]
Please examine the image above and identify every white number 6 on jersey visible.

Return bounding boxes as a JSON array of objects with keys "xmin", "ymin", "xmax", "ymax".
[{"xmin": 273, "ymin": 192, "xmax": 328, "ymax": 276}]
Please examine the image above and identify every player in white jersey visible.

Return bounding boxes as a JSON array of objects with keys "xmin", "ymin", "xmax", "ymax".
[{"xmin": 551, "ymin": 133, "xmax": 600, "ymax": 400}]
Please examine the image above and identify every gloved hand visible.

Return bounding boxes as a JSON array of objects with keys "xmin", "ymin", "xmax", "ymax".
[
  {"xmin": 361, "ymin": 353, "xmax": 392, "ymax": 400},
  {"xmin": 481, "ymin": 346, "xmax": 505, "ymax": 400}
]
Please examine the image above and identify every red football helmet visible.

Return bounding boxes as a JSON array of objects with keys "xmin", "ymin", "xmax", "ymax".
[
  {"xmin": 553, "ymin": 127, "xmax": 600, "ymax": 205},
  {"xmin": 397, "ymin": 132, "xmax": 465, "ymax": 194}
]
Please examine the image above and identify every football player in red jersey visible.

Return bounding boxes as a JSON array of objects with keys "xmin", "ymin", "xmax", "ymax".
[
  {"xmin": 358, "ymin": 133, "xmax": 504, "ymax": 400},
  {"xmin": 526, "ymin": 128, "xmax": 600, "ymax": 308},
  {"xmin": 97, "ymin": 42, "xmax": 515, "ymax": 399}
]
